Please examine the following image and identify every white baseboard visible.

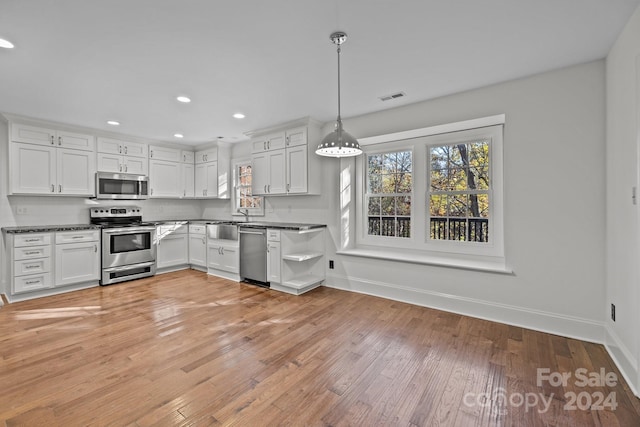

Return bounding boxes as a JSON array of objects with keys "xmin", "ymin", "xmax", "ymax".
[
  {"xmin": 324, "ymin": 274, "xmax": 604, "ymax": 344},
  {"xmin": 604, "ymin": 325, "xmax": 639, "ymax": 398}
]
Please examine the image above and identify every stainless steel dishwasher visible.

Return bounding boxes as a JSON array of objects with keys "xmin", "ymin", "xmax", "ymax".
[{"xmin": 239, "ymin": 227, "xmax": 268, "ymax": 286}]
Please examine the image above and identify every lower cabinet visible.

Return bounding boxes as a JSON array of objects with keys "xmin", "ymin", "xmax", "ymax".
[
  {"xmin": 156, "ymin": 224, "xmax": 189, "ymax": 270},
  {"xmin": 267, "ymin": 230, "xmax": 281, "ymax": 283},
  {"xmin": 54, "ymin": 231, "xmax": 100, "ymax": 286},
  {"xmin": 207, "ymin": 244, "xmax": 239, "ymax": 273},
  {"xmin": 188, "ymin": 224, "xmax": 207, "ymax": 268},
  {"xmin": 4, "ymin": 229, "xmax": 100, "ymax": 301}
]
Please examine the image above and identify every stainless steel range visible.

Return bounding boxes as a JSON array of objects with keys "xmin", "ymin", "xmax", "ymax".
[{"xmin": 90, "ymin": 206, "xmax": 157, "ymax": 285}]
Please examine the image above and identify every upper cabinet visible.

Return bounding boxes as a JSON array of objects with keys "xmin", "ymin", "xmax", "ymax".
[
  {"xmin": 96, "ymin": 137, "xmax": 148, "ymax": 175},
  {"xmin": 9, "ymin": 123, "xmax": 95, "ymax": 196},
  {"xmin": 12, "ymin": 123, "xmax": 95, "ymax": 151},
  {"xmin": 195, "ymin": 147, "xmax": 217, "ymax": 164},
  {"xmin": 250, "ymin": 121, "xmax": 321, "ymax": 196},
  {"xmin": 148, "ymin": 145, "xmax": 182, "ymax": 198}
]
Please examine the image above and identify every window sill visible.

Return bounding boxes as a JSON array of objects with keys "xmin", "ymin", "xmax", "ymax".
[{"xmin": 336, "ymin": 247, "xmax": 512, "ymax": 275}]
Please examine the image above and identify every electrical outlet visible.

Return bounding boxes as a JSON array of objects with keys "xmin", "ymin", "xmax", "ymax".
[
  {"xmin": 16, "ymin": 206, "xmax": 28, "ymax": 215},
  {"xmin": 611, "ymin": 303, "xmax": 616, "ymax": 322},
  {"xmin": 329, "ymin": 260, "xmax": 334, "ymax": 269}
]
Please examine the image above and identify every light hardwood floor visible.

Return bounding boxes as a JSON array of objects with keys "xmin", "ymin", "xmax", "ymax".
[{"xmin": 0, "ymin": 270, "xmax": 639, "ymax": 426}]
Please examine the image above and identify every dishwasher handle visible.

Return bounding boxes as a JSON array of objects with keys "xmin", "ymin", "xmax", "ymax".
[{"xmin": 239, "ymin": 229, "xmax": 266, "ymax": 235}]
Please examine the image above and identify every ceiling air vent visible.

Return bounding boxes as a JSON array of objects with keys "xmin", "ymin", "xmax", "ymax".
[{"xmin": 379, "ymin": 92, "xmax": 406, "ymax": 102}]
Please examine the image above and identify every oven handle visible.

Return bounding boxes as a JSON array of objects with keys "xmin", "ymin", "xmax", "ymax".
[
  {"xmin": 103, "ymin": 226, "xmax": 156, "ymax": 234},
  {"xmin": 103, "ymin": 261, "xmax": 156, "ymax": 272}
]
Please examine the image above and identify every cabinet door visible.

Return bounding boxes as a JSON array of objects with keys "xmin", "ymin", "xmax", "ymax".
[
  {"xmin": 207, "ymin": 246, "xmax": 223, "ymax": 270},
  {"xmin": 286, "ymin": 127, "xmax": 307, "ymax": 147},
  {"xmin": 267, "ymin": 241, "xmax": 281, "ymax": 283},
  {"xmin": 182, "ymin": 163, "xmax": 195, "ymax": 198},
  {"xmin": 220, "ymin": 246, "xmax": 239, "ymax": 273},
  {"xmin": 188, "ymin": 234, "xmax": 207, "ymax": 266},
  {"xmin": 286, "ymin": 145, "xmax": 308, "ymax": 194},
  {"xmin": 54, "ymin": 241, "xmax": 100, "ymax": 286},
  {"xmin": 251, "ymin": 153, "xmax": 269, "ymax": 195},
  {"xmin": 182, "ymin": 150, "xmax": 195, "ymax": 164},
  {"xmin": 205, "ymin": 161, "xmax": 218, "ymax": 198},
  {"xmin": 10, "ymin": 142, "xmax": 56, "ymax": 194},
  {"xmin": 149, "ymin": 160, "xmax": 181, "ymax": 197},
  {"xmin": 97, "ymin": 152, "xmax": 122, "ymax": 173},
  {"xmin": 265, "ymin": 132, "xmax": 286, "ymax": 151},
  {"xmin": 123, "ymin": 141, "xmax": 148, "ymax": 158},
  {"xmin": 195, "ymin": 148, "xmax": 217, "ymax": 164},
  {"xmin": 150, "ymin": 145, "xmax": 181, "ymax": 162},
  {"xmin": 268, "ymin": 150, "xmax": 287, "ymax": 194},
  {"xmin": 124, "ymin": 156, "xmax": 148, "ymax": 175},
  {"xmin": 157, "ymin": 233, "xmax": 189, "ymax": 268},
  {"xmin": 57, "ymin": 130, "xmax": 95, "ymax": 151},
  {"xmin": 57, "ymin": 148, "xmax": 95, "ymax": 196},
  {"xmin": 97, "ymin": 137, "xmax": 122, "ymax": 154},
  {"xmin": 195, "ymin": 163, "xmax": 207, "ymax": 198},
  {"xmin": 11, "ymin": 123, "xmax": 56, "ymax": 146}
]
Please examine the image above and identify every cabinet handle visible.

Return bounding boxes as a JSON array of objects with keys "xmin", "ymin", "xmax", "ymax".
[
  {"xmin": 50, "ymin": 135, "xmax": 55, "ymax": 145},
  {"xmin": 202, "ymin": 237, "xmax": 205, "ymax": 244},
  {"xmin": 287, "ymin": 183, "xmax": 290, "ymax": 192},
  {"xmin": 59, "ymin": 184, "xmax": 62, "ymax": 193},
  {"xmin": 125, "ymin": 164, "xmax": 128, "ymax": 172},
  {"xmin": 286, "ymin": 136, "xmax": 289, "ymax": 146},
  {"xmin": 124, "ymin": 146, "xmax": 128, "ymax": 155},
  {"xmin": 25, "ymin": 280, "xmax": 40, "ymax": 285},
  {"xmin": 51, "ymin": 184, "xmax": 55, "ymax": 193},
  {"xmin": 25, "ymin": 250, "xmax": 40, "ymax": 255},
  {"xmin": 268, "ymin": 184, "xmax": 271, "ymax": 193},
  {"xmin": 264, "ymin": 185, "xmax": 267, "ymax": 193},
  {"xmin": 267, "ymin": 140, "xmax": 270, "ymax": 150},
  {"xmin": 94, "ymin": 245, "xmax": 97, "ymax": 252},
  {"xmin": 119, "ymin": 164, "xmax": 123, "ymax": 172},
  {"xmin": 72, "ymin": 235, "xmax": 84, "ymax": 239},
  {"xmin": 119, "ymin": 145, "xmax": 122, "ymax": 154},
  {"xmin": 24, "ymin": 238, "xmax": 40, "ymax": 242},
  {"xmin": 183, "ymin": 190, "xmax": 186, "ymax": 197},
  {"xmin": 264, "ymin": 141, "xmax": 266, "ymax": 151},
  {"xmin": 150, "ymin": 150, "xmax": 153, "ymax": 158},
  {"xmin": 58, "ymin": 136, "xmax": 62, "ymax": 146},
  {"xmin": 151, "ymin": 188, "xmax": 154, "ymax": 195}
]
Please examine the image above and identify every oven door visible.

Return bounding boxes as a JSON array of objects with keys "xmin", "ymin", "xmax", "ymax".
[{"xmin": 102, "ymin": 226, "xmax": 157, "ymax": 268}]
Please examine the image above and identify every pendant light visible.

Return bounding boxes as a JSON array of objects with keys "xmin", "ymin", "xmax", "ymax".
[{"xmin": 316, "ymin": 31, "xmax": 362, "ymax": 158}]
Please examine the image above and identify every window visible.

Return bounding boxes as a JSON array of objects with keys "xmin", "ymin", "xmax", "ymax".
[
  {"xmin": 233, "ymin": 162, "xmax": 264, "ymax": 216},
  {"xmin": 429, "ymin": 141, "xmax": 490, "ymax": 242},
  {"xmin": 366, "ymin": 150, "xmax": 412, "ymax": 238},
  {"xmin": 353, "ymin": 118, "xmax": 504, "ymax": 263}
]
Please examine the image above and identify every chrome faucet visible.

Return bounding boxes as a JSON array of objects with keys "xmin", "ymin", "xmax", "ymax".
[{"xmin": 239, "ymin": 208, "xmax": 249, "ymax": 222}]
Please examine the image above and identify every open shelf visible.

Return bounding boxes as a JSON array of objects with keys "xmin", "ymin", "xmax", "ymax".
[{"xmin": 282, "ymin": 252, "xmax": 324, "ymax": 262}]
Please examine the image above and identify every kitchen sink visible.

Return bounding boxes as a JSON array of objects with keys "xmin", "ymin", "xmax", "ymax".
[{"xmin": 207, "ymin": 223, "xmax": 238, "ymax": 241}]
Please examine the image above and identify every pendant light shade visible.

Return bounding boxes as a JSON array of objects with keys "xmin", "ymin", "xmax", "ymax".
[{"xmin": 316, "ymin": 31, "xmax": 362, "ymax": 158}]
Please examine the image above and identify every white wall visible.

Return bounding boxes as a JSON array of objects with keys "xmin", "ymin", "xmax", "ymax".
[
  {"xmin": 605, "ymin": 4, "xmax": 640, "ymax": 396},
  {"xmin": 323, "ymin": 61, "xmax": 607, "ymax": 343}
]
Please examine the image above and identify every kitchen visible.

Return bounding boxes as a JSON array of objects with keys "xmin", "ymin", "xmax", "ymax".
[{"xmin": 2, "ymin": 1, "xmax": 640, "ymax": 425}]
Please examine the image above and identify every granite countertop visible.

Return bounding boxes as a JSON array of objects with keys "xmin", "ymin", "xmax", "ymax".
[
  {"xmin": 235, "ymin": 222, "xmax": 326, "ymax": 231},
  {"xmin": 2, "ymin": 224, "xmax": 102, "ymax": 234}
]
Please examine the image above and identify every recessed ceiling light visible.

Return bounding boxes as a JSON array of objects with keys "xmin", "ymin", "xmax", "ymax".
[
  {"xmin": 0, "ymin": 38, "xmax": 14, "ymax": 49},
  {"xmin": 176, "ymin": 96, "xmax": 191, "ymax": 103},
  {"xmin": 233, "ymin": 113, "xmax": 245, "ymax": 119},
  {"xmin": 106, "ymin": 120, "xmax": 120, "ymax": 126},
  {"xmin": 174, "ymin": 133, "xmax": 184, "ymax": 138}
]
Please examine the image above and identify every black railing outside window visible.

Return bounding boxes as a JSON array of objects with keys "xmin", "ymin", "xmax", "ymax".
[{"xmin": 429, "ymin": 217, "xmax": 488, "ymax": 242}]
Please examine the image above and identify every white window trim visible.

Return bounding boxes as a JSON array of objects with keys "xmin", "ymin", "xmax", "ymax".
[
  {"xmin": 341, "ymin": 115, "xmax": 508, "ymax": 272},
  {"xmin": 231, "ymin": 158, "xmax": 264, "ymax": 217}
]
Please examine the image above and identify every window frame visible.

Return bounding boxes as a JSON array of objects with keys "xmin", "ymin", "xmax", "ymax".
[
  {"xmin": 354, "ymin": 119, "xmax": 504, "ymax": 260},
  {"xmin": 231, "ymin": 158, "xmax": 265, "ymax": 217}
]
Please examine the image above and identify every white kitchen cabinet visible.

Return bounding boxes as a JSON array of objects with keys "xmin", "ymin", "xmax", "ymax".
[
  {"xmin": 54, "ymin": 230, "xmax": 100, "ymax": 287},
  {"xmin": 149, "ymin": 145, "xmax": 181, "ymax": 162},
  {"xmin": 149, "ymin": 160, "xmax": 181, "ymax": 198},
  {"xmin": 7, "ymin": 232, "xmax": 54, "ymax": 295},
  {"xmin": 195, "ymin": 161, "xmax": 218, "ymax": 198},
  {"xmin": 188, "ymin": 224, "xmax": 207, "ymax": 268},
  {"xmin": 267, "ymin": 229, "xmax": 281, "ymax": 284},
  {"xmin": 182, "ymin": 150, "xmax": 195, "ymax": 164},
  {"xmin": 207, "ymin": 243, "xmax": 239, "ymax": 274},
  {"xmin": 11, "ymin": 123, "xmax": 95, "ymax": 151},
  {"xmin": 286, "ymin": 145, "xmax": 308, "ymax": 194},
  {"xmin": 272, "ymin": 227, "xmax": 325, "ymax": 295},
  {"xmin": 249, "ymin": 121, "xmax": 321, "ymax": 196},
  {"xmin": 251, "ymin": 149, "xmax": 286, "ymax": 195},
  {"xmin": 157, "ymin": 224, "xmax": 189, "ymax": 270},
  {"xmin": 182, "ymin": 163, "xmax": 195, "ymax": 198},
  {"xmin": 10, "ymin": 142, "xmax": 95, "ymax": 196},
  {"xmin": 195, "ymin": 147, "xmax": 217, "ymax": 164},
  {"xmin": 97, "ymin": 137, "xmax": 148, "ymax": 174}
]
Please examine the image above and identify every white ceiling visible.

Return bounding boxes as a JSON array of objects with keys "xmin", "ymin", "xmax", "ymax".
[{"xmin": 1, "ymin": 0, "xmax": 638, "ymax": 146}]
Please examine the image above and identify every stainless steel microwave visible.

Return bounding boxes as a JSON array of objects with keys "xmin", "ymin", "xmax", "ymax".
[{"xmin": 96, "ymin": 172, "xmax": 149, "ymax": 200}]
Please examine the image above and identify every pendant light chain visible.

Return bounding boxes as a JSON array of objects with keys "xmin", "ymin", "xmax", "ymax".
[{"xmin": 336, "ymin": 44, "xmax": 342, "ymax": 121}]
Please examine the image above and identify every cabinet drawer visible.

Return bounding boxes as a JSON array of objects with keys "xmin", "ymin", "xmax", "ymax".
[
  {"xmin": 14, "ymin": 272, "xmax": 53, "ymax": 294},
  {"xmin": 56, "ymin": 230, "xmax": 99, "ymax": 244},
  {"xmin": 158, "ymin": 224, "xmax": 188, "ymax": 236},
  {"xmin": 14, "ymin": 233, "xmax": 52, "ymax": 247},
  {"xmin": 267, "ymin": 229, "xmax": 281, "ymax": 242},
  {"xmin": 14, "ymin": 245, "xmax": 52, "ymax": 260},
  {"xmin": 189, "ymin": 224, "xmax": 206, "ymax": 234},
  {"xmin": 14, "ymin": 258, "xmax": 51, "ymax": 276}
]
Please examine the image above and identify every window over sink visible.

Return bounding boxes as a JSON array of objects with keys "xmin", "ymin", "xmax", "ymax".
[{"xmin": 233, "ymin": 160, "xmax": 264, "ymax": 217}]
